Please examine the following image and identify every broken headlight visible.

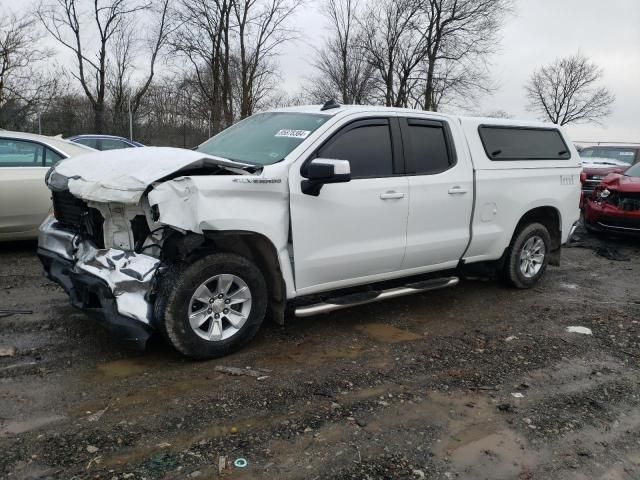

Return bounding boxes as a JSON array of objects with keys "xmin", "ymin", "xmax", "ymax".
[{"xmin": 597, "ymin": 188, "xmax": 611, "ymax": 200}]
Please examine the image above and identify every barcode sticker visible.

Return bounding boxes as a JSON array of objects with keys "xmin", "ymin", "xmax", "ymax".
[{"xmin": 275, "ymin": 129, "xmax": 311, "ymax": 139}]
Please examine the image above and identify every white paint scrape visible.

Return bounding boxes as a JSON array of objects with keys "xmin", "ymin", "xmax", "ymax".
[{"xmin": 566, "ymin": 326, "xmax": 593, "ymax": 335}]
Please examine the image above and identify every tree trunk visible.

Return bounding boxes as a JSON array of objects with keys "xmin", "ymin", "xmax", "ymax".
[{"xmin": 93, "ymin": 104, "xmax": 105, "ymax": 133}]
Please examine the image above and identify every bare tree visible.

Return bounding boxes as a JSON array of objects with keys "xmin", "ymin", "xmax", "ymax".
[
  {"xmin": 308, "ymin": 0, "xmax": 375, "ymax": 104},
  {"xmin": 360, "ymin": 0, "xmax": 426, "ymax": 107},
  {"xmin": 0, "ymin": 12, "xmax": 59, "ymax": 129},
  {"xmin": 359, "ymin": 0, "xmax": 510, "ymax": 111},
  {"xmin": 38, "ymin": 0, "xmax": 171, "ymax": 133},
  {"xmin": 526, "ymin": 53, "xmax": 615, "ymax": 125},
  {"xmin": 413, "ymin": 0, "xmax": 511, "ymax": 111},
  {"xmin": 172, "ymin": 0, "xmax": 301, "ymax": 132},
  {"xmin": 109, "ymin": 0, "xmax": 172, "ymax": 135},
  {"xmin": 233, "ymin": 0, "xmax": 302, "ymax": 118},
  {"xmin": 172, "ymin": 0, "xmax": 234, "ymax": 131}
]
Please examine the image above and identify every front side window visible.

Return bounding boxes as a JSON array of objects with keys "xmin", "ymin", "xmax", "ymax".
[
  {"xmin": 75, "ymin": 138, "xmax": 99, "ymax": 149},
  {"xmin": 580, "ymin": 147, "xmax": 637, "ymax": 165},
  {"xmin": 404, "ymin": 120, "xmax": 452, "ymax": 174},
  {"xmin": 317, "ymin": 121, "xmax": 393, "ymax": 178},
  {"xmin": 197, "ymin": 112, "xmax": 330, "ymax": 165},
  {"xmin": 479, "ymin": 126, "xmax": 571, "ymax": 160},
  {"xmin": 0, "ymin": 139, "xmax": 44, "ymax": 167}
]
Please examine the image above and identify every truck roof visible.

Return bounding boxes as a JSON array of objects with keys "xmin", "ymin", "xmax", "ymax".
[{"xmin": 269, "ymin": 104, "xmax": 557, "ymax": 130}]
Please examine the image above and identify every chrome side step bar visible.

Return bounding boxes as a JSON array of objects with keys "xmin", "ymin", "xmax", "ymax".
[{"xmin": 295, "ymin": 276, "xmax": 459, "ymax": 318}]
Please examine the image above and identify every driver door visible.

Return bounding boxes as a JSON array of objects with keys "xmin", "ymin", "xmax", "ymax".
[{"xmin": 289, "ymin": 117, "xmax": 409, "ymax": 295}]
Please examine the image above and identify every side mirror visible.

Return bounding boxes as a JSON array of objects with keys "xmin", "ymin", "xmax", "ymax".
[{"xmin": 301, "ymin": 158, "xmax": 351, "ymax": 196}]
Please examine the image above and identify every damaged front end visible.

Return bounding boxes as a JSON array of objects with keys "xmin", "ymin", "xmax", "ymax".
[
  {"xmin": 38, "ymin": 147, "xmax": 268, "ymax": 349},
  {"xmin": 38, "ymin": 215, "xmax": 162, "ymax": 349}
]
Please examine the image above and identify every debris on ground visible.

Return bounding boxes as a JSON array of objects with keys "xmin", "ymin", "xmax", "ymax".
[
  {"xmin": 0, "ymin": 309, "xmax": 33, "ymax": 318},
  {"xmin": 505, "ymin": 336, "xmax": 517, "ymax": 342},
  {"xmin": 218, "ymin": 456, "xmax": 229, "ymax": 474},
  {"xmin": 566, "ymin": 326, "xmax": 593, "ymax": 335},
  {"xmin": 86, "ymin": 406, "xmax": 109, "ymax": 423},
  {"xmin": 0, "ymin": 346, "xmax": 16, "ymax": 357},
  {"xmin": 511, "ymin": 392, "xmax": 525, "ymax": 399},
  {"xmin": 595, "ymin": 245, "xmax": 630, "ymax": 262},
  {"xmin": 214, "ymin": 365, "xmax": 272, "ymax": 379},
  {"xmin": 233, "ymin": 458, "xmax": 248, "ymax": 468},
  {"xmin": 86, "ymin": 445, "xmax": 99, "ymax": 454},
  {"xmin": 0, "ymin": 361, "xmax": 36, "ymax": 372}
]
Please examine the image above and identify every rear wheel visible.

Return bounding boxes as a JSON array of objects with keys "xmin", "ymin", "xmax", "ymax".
[
  {"xmin": 503, "ymin": 223, "xmax": 551, "ymax": 289},
  {"xmin": 155, "ymin": 253, "xmax": 267, "ymax": 359}
]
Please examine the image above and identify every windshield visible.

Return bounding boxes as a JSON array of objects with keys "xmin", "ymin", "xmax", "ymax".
[
  {"xmin": 580, "ymin": 147, "xmax": 637, "ymax": 165},
  {"xmin": 625, "ymin": 163, "xmax": 640, "ymax": 177},
  {"xmin": 196, "ymin": 112, "xmax": 330, "ymax": 165}
]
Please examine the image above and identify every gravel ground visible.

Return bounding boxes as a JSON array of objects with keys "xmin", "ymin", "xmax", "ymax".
[{"xmin": 0, "ymin": 228, "xmax": 639, "ymax": 480}]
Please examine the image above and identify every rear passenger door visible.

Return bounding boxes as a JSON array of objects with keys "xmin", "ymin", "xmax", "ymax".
[{"xmin": 399, "ymin": 118, "xmax": 473, "ymax": 270}]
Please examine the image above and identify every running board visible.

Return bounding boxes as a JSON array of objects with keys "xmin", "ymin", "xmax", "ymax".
[{"xmin": 295, "ymin": 277, "xmax": 459, "ymax": 318}]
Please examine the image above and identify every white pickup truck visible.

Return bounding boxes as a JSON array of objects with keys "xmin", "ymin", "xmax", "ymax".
[{"xmin": 38, "ymin": 104, "xmax": 581, "ymax": 358}]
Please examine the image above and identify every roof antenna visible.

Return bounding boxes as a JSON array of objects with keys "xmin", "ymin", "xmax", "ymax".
[{"xmin": 321, "ymin": 99, "xmax": 340, "ymax": 111}]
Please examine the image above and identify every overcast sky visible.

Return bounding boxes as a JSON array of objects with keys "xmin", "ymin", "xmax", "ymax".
[
  {"xmin": 4, "ymin": 0, "xmax": 639, "ymax": 142},
  {"xmin": 280, "ymin": 0, "xmax": 640, "ymax": 142}
]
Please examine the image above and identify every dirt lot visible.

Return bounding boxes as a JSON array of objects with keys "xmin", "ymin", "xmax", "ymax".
[{"xmin": 1, "ymin": 229, "xmax": 639, "ymax": 480}]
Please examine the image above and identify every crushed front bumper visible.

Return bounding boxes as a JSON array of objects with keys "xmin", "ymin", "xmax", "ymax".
[
  {"xmin": 37, "ymin": 216, "xmax": 161, "ymax": 349},
  {"xmin": 584, "ymin": 201, "xmax": 640, "ymax": 235}
]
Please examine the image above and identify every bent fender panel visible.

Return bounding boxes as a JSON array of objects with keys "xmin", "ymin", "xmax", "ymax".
[{"xmin": 147, "ymin": 173, "xmax": 295, "ymax": 296}]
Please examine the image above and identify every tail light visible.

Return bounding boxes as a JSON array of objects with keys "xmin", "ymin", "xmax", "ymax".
[{"xmin": 579, "ymin": 171, "xmax": 587, "ymax": 184}]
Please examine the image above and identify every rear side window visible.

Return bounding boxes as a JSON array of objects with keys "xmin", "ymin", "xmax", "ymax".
[
  {"xmin": 45, "ymin": 148, "xmax": 64, "ymax": 166},
  {"xmin": 403, "ymin": 120, "xmax": 452, "ymax": 174},
  {"xmin": 479, "ymin": 126, "xmax": 571, "ymax": 160},
  {"xmin": 0, "ymin": 139, "xmax": 44, "ymax": 167},
  {"xmin": 318, "ymin": 121, "xmax": 393, "ymax": 178},
  {"xmin": 101, "ymin": 139, "xmax": 133, "ymax": 150}
]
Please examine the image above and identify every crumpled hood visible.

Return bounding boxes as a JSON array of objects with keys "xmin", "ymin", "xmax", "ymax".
[
  {"xmin": 600, "ymin": 173, "xmax": 640, "ymax": 193},
  {"xmin": 49, "ymin": 146, "xmax": 253, "ymax": 203}
]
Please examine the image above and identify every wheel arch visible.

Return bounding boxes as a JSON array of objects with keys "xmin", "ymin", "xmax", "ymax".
[
  {"xmin": 511, "ymin": 206, "xmax": 562, "ymax": 266},
  {"xmin": 162, "ymin": 230, "xmax": 287, "ymax": 325}
]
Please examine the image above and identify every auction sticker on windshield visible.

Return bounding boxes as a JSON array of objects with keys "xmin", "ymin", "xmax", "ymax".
[{"xmin": 275, "ymin": 129, "xmax": 311, "ymax": 139}]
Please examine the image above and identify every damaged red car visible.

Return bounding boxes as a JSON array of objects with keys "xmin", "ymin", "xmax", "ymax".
[
  {"xmin": 584, "ymin": 162, "xmax": 640, "ymax": 235},
  {"xmin": 579, "ymin": 144, "xmax": 640, "ymax": 208}
]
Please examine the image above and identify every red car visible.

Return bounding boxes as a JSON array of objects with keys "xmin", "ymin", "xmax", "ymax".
[
  {"xmin": 584, "ymin": 162, "xmax": 640, "ymax": 235},
  {"xmin": 579, "ymin": 144, "xmax": 640, "ymax": 208}
]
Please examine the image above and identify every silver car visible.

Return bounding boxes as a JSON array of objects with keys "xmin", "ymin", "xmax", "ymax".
[{"xmin": 0, "ymin": 131, "xmax": 93, "ymax": 241}]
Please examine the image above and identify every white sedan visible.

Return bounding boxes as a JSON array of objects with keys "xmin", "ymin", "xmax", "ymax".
[{"xmin": 0, "ymin": 131, "xmax": 93, "ymax": 241}]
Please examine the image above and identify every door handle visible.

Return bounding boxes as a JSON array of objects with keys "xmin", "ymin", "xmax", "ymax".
[
  {"xmin": 380, "ymin": 191, "xmax": 405, "ymax": 200},
  {"xmin": 448, "ymin": 186, "xmax": 468, "ymax": 195}
]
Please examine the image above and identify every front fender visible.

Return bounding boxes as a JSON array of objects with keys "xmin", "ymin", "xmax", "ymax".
[{"xmin": 147, "ymin": 173, "xmax": 295, "ymax": 298}]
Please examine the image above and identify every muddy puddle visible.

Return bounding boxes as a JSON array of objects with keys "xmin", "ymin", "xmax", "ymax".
[
  {"xmin": 1, "ymin": 414, "xmax": 66, "ymax": 436},
  {"xmin": 95, "ymin": 354, "xmax": 181, "ymax": 378},
  {"xmin": 354, "ymin": 323, "xmax": 422, "ymax": 342}
]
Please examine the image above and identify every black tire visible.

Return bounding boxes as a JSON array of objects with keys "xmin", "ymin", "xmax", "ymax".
[
  {"xmin": 154, "ymin": 253, "xmax": 267, "ymax": 359},
  {"xmin": 503, "ymin": 222, "xmax": 551, "ymax": 289}
]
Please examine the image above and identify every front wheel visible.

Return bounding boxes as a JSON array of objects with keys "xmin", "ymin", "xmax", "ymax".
[
  {"xmin": 503, "ymin": 223, "xmax": 551, "ymax": 289},
  {"xmin": 155, "ymin": 253, "xmax": 268, "ymax": 359}
]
